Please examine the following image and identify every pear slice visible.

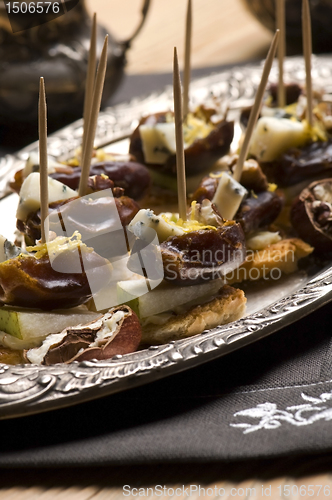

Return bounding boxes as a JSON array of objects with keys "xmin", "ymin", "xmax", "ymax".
[
  {"xmin": 0, "ymin": 305, "xmax": 100, "ymax": 341},
  {"xmin": 117, "ymin": 278, "xmax": 225, "ymax": 318}
]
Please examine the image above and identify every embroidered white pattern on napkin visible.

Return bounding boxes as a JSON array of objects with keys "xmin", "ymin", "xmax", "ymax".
[{"xmin": 230, "ymin": 388, "xmax": 332, "ymax": 434}]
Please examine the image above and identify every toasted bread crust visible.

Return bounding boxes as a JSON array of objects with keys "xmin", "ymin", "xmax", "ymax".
[
  {"xmin": 225, "ymin": 238, "xmax": 313, "ymax": 285},
  {"xmin": 141, "ymin": 285, "xmax": 246, "ymax": 345}
]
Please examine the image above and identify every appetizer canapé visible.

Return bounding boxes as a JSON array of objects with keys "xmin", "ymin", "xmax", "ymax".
[
  {"xmin": 129, "ymin": 105, "xmax": 234, "ymax": 192},
  {"xmin": 242, "ymin": 83, "xmax": 332, "ymax": 192},
  {"xmin": 0, "ymin": 159, "xmax": 249, "ymax": 362},
  {"xmin": 11, "ymin": 151, "xmax": 151, "ymax": 201}
]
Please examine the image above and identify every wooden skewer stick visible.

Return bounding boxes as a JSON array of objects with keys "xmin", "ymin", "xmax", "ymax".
[
  {"xmin": 302, "ymin": 0, "xmax": 313, "ymax": 128},
  {"xmin": 173, "ymin": 47, "xmax": 187, "ymax": 221},
  {"xmin": 233, "ymin": 30, "xmax": 280, "ymax": 183},
  {"xmin": 78, "ymin": 35, "xmax": 109, "ymax": 197},
  {"xmin": 276, "ymin": 0, "xmax": 286, "ymax": 108},
  {"xmin": 39, "ymin": 77, "xmax": 49, "ymax": 244},
  {"xmin": 183, "ymin": 0, "xmax": 192, "ymax": 118},
  {"xmin": 82, "ymin": 12, "xmax": 97, "ymax": 160}
]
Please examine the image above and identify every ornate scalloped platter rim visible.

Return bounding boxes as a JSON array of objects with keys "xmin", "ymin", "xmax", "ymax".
[
  {"xmin": 0, "ymin": 56, "xmax": 332, "ymax": 419},
  {"xmin": 1, "ymin": 269, "xmax": 332, "ymax": 421}
]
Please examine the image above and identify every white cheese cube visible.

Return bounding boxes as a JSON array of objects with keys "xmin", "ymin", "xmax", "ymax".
[
  {"xmin": 16, "ymin": 172, "xmax": 77, "ymax": 221},
  {"xmin": 23, "ymin": 152, "xmax": 64, "ymax": 178},
  {"xmin": 0, "ymin": 235, "xmax": 20, "ymax": 263},
  {"xmin": 249, "ymin": 116, "xmax": 307, "ymax": 162},
  {"xmin": 139, "ymin": 122, "xmax": 176, "ymax": 164},
  {"xmin": 128, "ymin": 209, "xmax": 184, "ymax": 243},
  {"xmin": 211, "ymin": 172, "xmax": 247, "ymax": 220}
]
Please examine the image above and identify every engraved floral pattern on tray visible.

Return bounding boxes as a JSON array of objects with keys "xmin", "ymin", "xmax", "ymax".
[{"xmin": 0, "ymin": 56, "xmax": 332, "ymax": 419}]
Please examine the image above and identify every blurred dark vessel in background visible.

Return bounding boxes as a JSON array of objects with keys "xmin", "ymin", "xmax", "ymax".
[
  {"xmin": 0, "ymin": 0, "xmax": 149, "ymax": 148},
  {"xmin": 242, "ymin": 0, "xmax": 332, "ymax": 54}
]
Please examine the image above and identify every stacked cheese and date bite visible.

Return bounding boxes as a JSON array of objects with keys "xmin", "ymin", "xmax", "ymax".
[
  {"xmin": 242, "ymin": 83, "xmax": 332, "ymax": 256},
  {"xmin": 0, "ymin": 157, "xmax": 249, "ymax": 363}
]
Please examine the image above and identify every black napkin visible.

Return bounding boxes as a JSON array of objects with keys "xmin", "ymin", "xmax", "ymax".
[
  {"xmin": 0, "ymin": 300, "xmax": 331, "ymax": 467},
  {"xmin": 1, "ymin": 67, "xmax": 332, "ymax": 467}
]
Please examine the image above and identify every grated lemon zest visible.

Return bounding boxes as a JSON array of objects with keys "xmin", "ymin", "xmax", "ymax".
[
  {"xmin": 183, "ymin": 114, "xmax": 214, "ymax": 145},
  {"xmin": 268, "ymin": 183, "xmax": 278, "ymax": 192},
  {"xmin": 303, "ymin": 119, "xmax": 328, "ymax": 142},
  {"xmin": 190, "ymin": 200, "xmax": 197, "ymax": 221},
  {"xmin": 164, "ymin": 111, "xmax": 214, "ymax": 146},
  {"xmin": 66, "ymin": 158, "xmax": 80, "ymax": 167},
  {"xmin": 209, "ymin": 172, "xmax": 224, "ymax": 179},
  {"xmin": 284, "ymin": 103, "xmax": 298, "ymax": 116},
  {"xmin": 26, "ymin": 231, "xmax": 90, "ymax": 259},
  {"xmin": 96, "ymin": 148, "xmax": 107, "ymax": 161},
  {"xmin": 160, "ymin": 210, "xmax": 217, "ymax": 233}
]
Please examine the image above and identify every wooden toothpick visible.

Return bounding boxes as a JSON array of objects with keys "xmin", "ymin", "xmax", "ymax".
[
  {"xmin": 183, "ymin": 0, "xmax": 192, "ymax": 119},
  {"xmin": 82, "ymin": 12, "xmax": 97, "ymax": 161},
  {"xmin": 276, "ymin": 0, "xmax": 286, "ymax": 108},
  {"xmin": 302, "ymin": 0, "xmax": 313, "ymax": 128},
  {"xmin": 173, "ymin": 47, "xmax": 187, "ymax": 221},
  {"xmin": 233, "ymin": 30, "xmax": 280, "ymax": 183},
  {"xmin": 78, "ymin": 35, "xmax": 109, "ymax": 197},
  {"xmin": 39, "ymin": 77, "xmax": 49, "ymax": 244}
]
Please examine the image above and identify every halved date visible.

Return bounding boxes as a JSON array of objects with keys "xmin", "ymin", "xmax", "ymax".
[
  {"xmin": 0, "ymin": 246, "xmax": 112, "ymax": 310},
  {"xmin": 236, "ymin": 191, "xmax": 284, "ymax": 234},
  {"xmin": 291, "ymin": 178, "xmax": 332, "ymax": 254},
  {"xmin": 11, "ymin": 161, "xmax": 151, "ymax": 201},
  {"xmin": 18, "ymin": 192, "xmax": 140, "ymax": 248},
  {"xmin": 260, "ymin": 140, "xmax": 332, "ymax": 187},
  {"xmin": 161, "ymin": 223, "xmax": 246, "ymax": 285},
  {"xmin": 129, "ymin": 111, "xmax": 234, "ymax": 176},
  {"xmin": 25, "ymin": 305, "xmax": 142, "ymax": 365}
]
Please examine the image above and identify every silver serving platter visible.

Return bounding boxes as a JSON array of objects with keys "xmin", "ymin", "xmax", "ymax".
[{"xmin": 0, "ymin": 56, "xmax": 332, "ymax": 420}]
